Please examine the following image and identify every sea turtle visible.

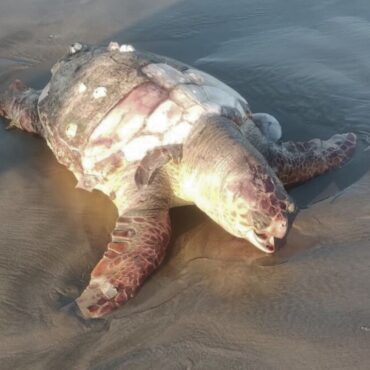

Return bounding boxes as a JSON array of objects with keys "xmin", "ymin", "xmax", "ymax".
[{"xmin": 0, "ymin": 42, "xmax": 357, "ymax": 318}]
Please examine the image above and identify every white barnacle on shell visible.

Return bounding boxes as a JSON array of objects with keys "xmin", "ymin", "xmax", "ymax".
[
  {"xmin": 93, "ymin": 86, "xmax": 107, "ymax": 99},
  {"xmin": 107, "ymin": 41, "xmax": 120, "ymax": 51},
  {"xmin": 69, "ymin": 42, "xmax": 83, "ymax": 54},
  {"xmin": 65, "ymin": 123, "xmax": 78, "ymax": 138},
  {"xmin": 119, "ymin": 44, "xmax": 135, "ymax": 53},
  {"xmin": 78, "ymin": 82, "xmax": 87, "ymax": 93}
]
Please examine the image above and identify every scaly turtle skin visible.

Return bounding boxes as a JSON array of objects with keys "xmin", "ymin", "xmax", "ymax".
[{"xmin": 0, "ymin": 42, "xmax": 357, "ymax": 318}]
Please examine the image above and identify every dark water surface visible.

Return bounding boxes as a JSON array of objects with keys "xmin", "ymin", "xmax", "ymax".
[{"xmin": 0, "ymin": 1, "xmax": 369, "ymax": 369}]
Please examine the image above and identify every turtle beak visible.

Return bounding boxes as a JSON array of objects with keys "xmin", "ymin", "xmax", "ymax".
[
  {"xmin": 246, "ymin": 229, "xmax": 276, "ymax": 253},
  {"xmin": 245, "ymin": 214, "xmax": 289, "ymax": 254}
]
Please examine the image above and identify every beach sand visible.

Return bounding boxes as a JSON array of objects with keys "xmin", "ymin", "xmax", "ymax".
[{"xmin": 0, "ymin": 1, "xmax": 369, "ymax": 369}]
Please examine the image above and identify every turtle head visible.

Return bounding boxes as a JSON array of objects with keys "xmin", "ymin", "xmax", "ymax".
[
  {"xmin": 182, "ymin": 115, "xmax": 294, "ymax": 254},
  {"xmin": 220, "ymin": 166, "xmax": 295, "ymax": 253}
]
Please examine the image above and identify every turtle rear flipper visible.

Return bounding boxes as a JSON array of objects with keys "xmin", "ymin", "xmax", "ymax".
[
  {"xmin": 270, "ymin": 132, "xmax": 357, "ymax": 187},
  {"xmin": 0, "ymin": 80, "xmax": 41, "ymax": 134}
]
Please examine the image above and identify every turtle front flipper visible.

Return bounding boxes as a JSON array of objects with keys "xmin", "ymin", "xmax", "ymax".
[
  {"xmin": 76, "ymin": 171, "xmax": 172, "ymax": 318},
  {"xmin": 269, "ymin": 132, "xmax": 357, "ymax": 187},
  {"xmin": 76, "ymin": 209, "xmax": 170, "ymax": 318}
]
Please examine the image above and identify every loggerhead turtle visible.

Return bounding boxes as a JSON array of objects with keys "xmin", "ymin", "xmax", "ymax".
[{"xmin": 0, "ymin": 42, "xmax": 357, "ymax": 318}]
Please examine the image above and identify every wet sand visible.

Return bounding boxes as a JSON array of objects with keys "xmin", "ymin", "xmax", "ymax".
[{"xmin": 0, "ymin": 0, "xmax": 370, "ymax": 369}]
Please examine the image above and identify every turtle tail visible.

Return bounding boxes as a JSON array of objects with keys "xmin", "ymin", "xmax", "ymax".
[{"xmin": 0, "ymin": 80, "xmax": 41, "ymax": 134}]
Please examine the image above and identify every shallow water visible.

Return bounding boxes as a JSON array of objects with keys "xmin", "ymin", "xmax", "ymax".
[{"xmin": 0, "ymin": 0, "xmax": 369, "ymax": 369}]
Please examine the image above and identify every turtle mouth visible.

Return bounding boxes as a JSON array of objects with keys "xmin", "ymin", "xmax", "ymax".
[{"xmin": 246, "ymin": 229, "xmax": 275, "ymax": 253}]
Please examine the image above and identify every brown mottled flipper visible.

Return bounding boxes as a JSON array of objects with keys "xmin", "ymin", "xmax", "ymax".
[
  {"xmin": 76, "ymin": 209, "xmax": 171, "ymax": 318},
  {"xmin": 0, "ymin": 80, "xmax": 41, "ymax": 134},
  {"xmin": 76, "ymin": 167, "xmax": 172, "ymax": 318},
  {"xmin": 270, "ymin": 133, "xmax": 357, "ymax": 186}
]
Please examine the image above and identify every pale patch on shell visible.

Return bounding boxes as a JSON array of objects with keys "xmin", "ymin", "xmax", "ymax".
[
  {"xmin": 170, "ymin": 84, "xmax": 207, "ymax": 108},
  {"xmin": 117, "ymin": 115, "xmax": 145, "ymax": 141},
  {"xmin": 119, "ymin": 44, "xmax": 135, "ymax": 52},
  {"xmin": 65, "ymin": 123, "xmax": 78, "ymax": 138},
  {"xmin": 82, "ymin": 156, "xmax": 95, "ymax": 171},
  {"xmin": 163, "ymin": 121, "xmax": 192, "ymax": 145},
  {"xmin": 142, "ymin": 63, "xmax": 188, "ymax": 89},
  {"xmin": 185, "ymin": 68, "xmax": 247, "ymax": 104},
  {"xmin": 93, "ymin": 87, "xmax": 107, "ymax": 99},
  {"xmin": 182, "ymin": 105, "xmax": 206, "ymax": 122},
  {"xmin": 146, "ymin": 100, "xmax": 182, "ymax": 133},
  {"xmin": 82, "ymin": 140, "xmax": 124, "ymax": 171},
  {"xmin": 89, "ymin": 106, "xmax": 123, "ymax": 142},
  {"xmin": 78, "ymin": 82, "xmax": 87, "ymax": 93},
  {"xmin": 108, "ymin": 41, "xmax": 120, "ymax": 51},
  {"xmin": 123, "ymin": 135, "xmax": 161, "ymax": 161},
  {"xmin": 201, "ymin": 102, "xmax": 222, "ymax": 115},
  {"xmin": 202, "ymin": 85, "xmax": 239, "ymax": 110}
]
